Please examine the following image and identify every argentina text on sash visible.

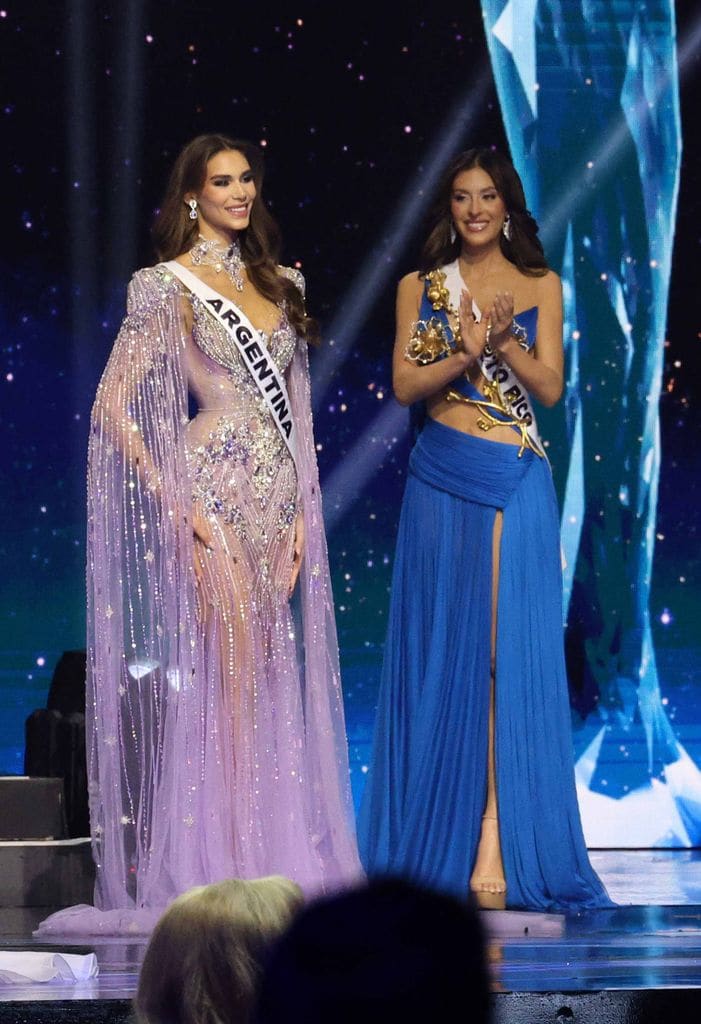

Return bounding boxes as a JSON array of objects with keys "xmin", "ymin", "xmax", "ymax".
[{"xmin": 163, "ymin": 261, "xmax": 298, "ymax": 470}]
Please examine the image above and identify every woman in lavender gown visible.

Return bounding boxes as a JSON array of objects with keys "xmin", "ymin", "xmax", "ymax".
[{"xmin": 39, "ymin": 134, "xmax": 360, "ymax": 935}]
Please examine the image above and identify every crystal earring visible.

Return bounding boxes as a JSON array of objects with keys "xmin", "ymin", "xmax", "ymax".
[
  {"xmin": 450, "ymin": 222, "xmax": 457, "ymax": 244},
  {"xmin": 502, "ymin": 215, "xmax": 512, "ymax": 241},
  {"xmin": 188, "ymin": 199, "xmax": 198, "ymax": 221}
]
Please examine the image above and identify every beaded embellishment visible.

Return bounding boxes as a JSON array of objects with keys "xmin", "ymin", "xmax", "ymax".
[
  {"xmin": 404, "ymin": 269, "xmax": 461, "ymax": 364},
  {"xmin": 189, "ymin": 235, "xmax": 245, "ymax": 291}
]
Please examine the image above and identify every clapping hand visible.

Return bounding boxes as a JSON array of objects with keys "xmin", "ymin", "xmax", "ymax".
[
  {"xmin": 484, "ymin": 291, "xmax": 515, "ymax": 349},
  {"xmin": 458, "ymin": 288, "xmax": 490, "ymax": 362}
]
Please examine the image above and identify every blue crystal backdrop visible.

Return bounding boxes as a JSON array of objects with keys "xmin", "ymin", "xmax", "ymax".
[
  {"xmin": 1, "ymin": 1, "xmax": 699, "ymax": 847},
  {"xmin": 482, "ymin": 0, "xmax": 701, "ymax": 845}
]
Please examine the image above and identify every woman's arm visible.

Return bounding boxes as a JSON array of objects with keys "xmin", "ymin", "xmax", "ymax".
[
  {"xmin": 94, "ymin": 273, "xmax": 214, "ymax": 550},
  {"xmin": 95, "ymin": 285, "xmax": 193, "ymax": 493},
  {"xmin": 488, "ymin": 271, "xmax": 564, "ymax": 407},
  {"xmin": 392, "ymin": 273, "xmax": 477, "ymax": 407}
]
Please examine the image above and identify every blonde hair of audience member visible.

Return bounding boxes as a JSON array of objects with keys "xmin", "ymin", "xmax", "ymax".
[{"xmin": 135, "ymin": 876, "xmax": 303, "ymax": 1024}]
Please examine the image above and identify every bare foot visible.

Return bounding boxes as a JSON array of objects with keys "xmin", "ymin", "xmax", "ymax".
[{"xmin": 470, "ymin": 816, "xmax": 506, "ymax": 908}]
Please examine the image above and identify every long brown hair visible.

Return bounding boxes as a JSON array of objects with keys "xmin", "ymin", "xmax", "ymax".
[
  {"xmin": 419, "ymin": 147, "xmax": 548, "ymax": 278},
  {"xmin": 152, "ymin": 134, "xmax": 318, "ymax": 343}
]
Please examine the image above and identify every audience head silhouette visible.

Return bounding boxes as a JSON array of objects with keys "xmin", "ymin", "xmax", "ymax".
[
  {"xmin": 256, "ymin": 877, "xmax": 491, "ymax": 1023},
  {"xmin": 135, "ymin": 875, "xmax": 303, "ymax": 1024}
]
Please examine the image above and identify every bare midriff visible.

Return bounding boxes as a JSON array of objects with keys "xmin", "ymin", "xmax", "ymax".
[{"xmin": 427, "ymin": 383, "xmax": 523, "ymax": 448}]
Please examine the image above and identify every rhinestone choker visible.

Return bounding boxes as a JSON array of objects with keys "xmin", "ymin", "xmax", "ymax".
[{"xmin": 189, "ymin": 235, "xmax": 245, "ymax": 291}]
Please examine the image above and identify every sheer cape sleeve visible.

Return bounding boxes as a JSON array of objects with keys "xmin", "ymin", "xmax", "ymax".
[
  {"xmin": 287, "ymin": 333, "xmax": 361, "ymax": 882},
  {"xmin": 85, "ymin": 266, "xmax": 230, "ymax": 915},
  {"xmin": 35, "ymin": 266, "xmax": 238, "ymax": 935}
]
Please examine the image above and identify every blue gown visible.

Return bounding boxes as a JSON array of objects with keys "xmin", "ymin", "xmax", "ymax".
[{"xmin": 358, "ymin": 307, "xmax": 611, "ymax": 911}]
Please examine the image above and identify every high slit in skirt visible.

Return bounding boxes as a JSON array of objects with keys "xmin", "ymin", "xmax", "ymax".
[{"xmin": 358, "ymin": 417, "xmax": 611, "ymax": 910}]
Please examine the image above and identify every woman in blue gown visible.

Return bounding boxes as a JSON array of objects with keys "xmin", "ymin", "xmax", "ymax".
[{"xmin": 358, "ymin": 149, "xmax": 611, "ymax": 911}]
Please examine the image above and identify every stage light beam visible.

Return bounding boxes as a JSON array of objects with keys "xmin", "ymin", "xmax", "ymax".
[
  {"xmin": 322, "ymin": 401, "xmax": 408, "ymax": 535},
  {"xmin": 311, "ymin": 69, "xmax": 492, "ymax": 408}
]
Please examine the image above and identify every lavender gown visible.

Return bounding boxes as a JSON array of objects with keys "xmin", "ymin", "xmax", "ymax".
[{"xmin": 37, "ymin": 264, "xmax": 361, "ymax": 935}]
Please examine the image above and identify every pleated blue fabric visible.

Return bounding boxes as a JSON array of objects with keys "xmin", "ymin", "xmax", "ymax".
[{"xmin": 358, "ymin": 417, "xmax": 612, "ymax": 910}]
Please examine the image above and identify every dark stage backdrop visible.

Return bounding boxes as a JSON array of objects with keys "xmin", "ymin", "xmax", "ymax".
[{"xmin": 1, "ymin": 1, "xmax": 699, "ymax": 846}]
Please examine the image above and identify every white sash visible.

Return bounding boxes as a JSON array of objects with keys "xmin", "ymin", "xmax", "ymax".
[
  {"xmin": 442, "ymin": 260, "xmax": 544, "ymax": 456},
  {"xmin": 164, "ymin": 260, "xmax": 298, "ymax": 470}
]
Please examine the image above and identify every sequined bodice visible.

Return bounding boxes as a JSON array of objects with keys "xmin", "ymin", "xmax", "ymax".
[
  {"xmin": 186, "ymin": 292, "xmax": 298, "ymax": 414},
  {"xmin": 148, "ymin": 264, "xmax": 302, "ymax": 537},
  {"xmin": 183, "ymin": 290, "xmax": 300, "ymax": 535}
]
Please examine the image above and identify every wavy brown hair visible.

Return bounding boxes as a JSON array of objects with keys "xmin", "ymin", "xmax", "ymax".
[
  {"xmin": 152, "ymin": 133, "xmax": 318, "ymax": 344},
  {"xmin": 419, "ymin": 147, "xmax": 548, "ymax": 278}
]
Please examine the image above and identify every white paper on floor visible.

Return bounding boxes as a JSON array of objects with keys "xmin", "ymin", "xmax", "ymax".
[{"xmin": 0, "ymin": 951, "xmax": 98, "ymax": 984}]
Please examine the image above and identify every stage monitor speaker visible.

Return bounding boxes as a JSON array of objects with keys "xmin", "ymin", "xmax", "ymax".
[{"xmin": 0, "ymin": 776, "xmax": 67, "ymax": 840}]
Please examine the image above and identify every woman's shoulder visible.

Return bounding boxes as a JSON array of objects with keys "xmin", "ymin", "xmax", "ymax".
[
  {"xmin": 511, "ymin": 266, "xmax": 560, "ymax": 306},
  {"xmin": 521, "ymin": 266, "xmax": 560, "ymax": 288},
  {"xmin": 278, "ymin": 264, "xmax": 305, "ymax": 298},
  {"xmin": 130, "ymin": 263, "xmax": 181, "ymax": 288},
  {"xmin": 395, "ymin": 273, "xmax": 425, "ymax": 321},
  {"xmin": 533, "ymin": 268, "xmax": 562, "ymax": 302},
  {"xmin": 126, "ymin": 264, "xmax": 181, "ymax": 313},
  {"xmin": 537, "ymin": 267, "xmax": 561, "ymax": 286},
  {"xmin": 397, "ymin": 270, "xmax": 424, "ymax": 294}
]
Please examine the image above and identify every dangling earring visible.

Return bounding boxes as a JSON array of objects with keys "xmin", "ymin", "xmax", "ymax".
[
  {"xmin": 188, "ymin": 199, "xmax": 198, "ymax": 221},
  {"xmin": 450, "ymin": 222, "xmax": 457, "ymax": 244},
  {"xmin": 502, "ymin": 215, "xmax": 512, "ymax": 241}
]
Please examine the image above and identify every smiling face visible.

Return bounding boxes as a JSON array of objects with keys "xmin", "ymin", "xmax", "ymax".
[
  {"xmin": 186, "ymin": 149, "xmax": 257, "ymax": 242},
  {"xmin": 450, "ymin": 166, "xmax": 508, "ymax": 253}
]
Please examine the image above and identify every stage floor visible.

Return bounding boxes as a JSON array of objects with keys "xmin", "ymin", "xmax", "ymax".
[{"xmin": 1, "ymin": 850, "xmax": 700, "ymax": 1019}]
